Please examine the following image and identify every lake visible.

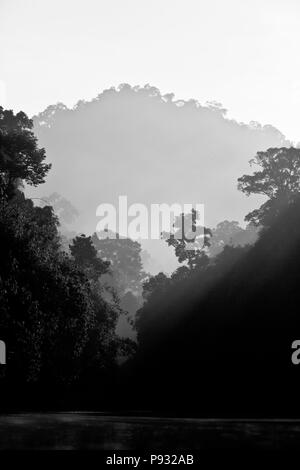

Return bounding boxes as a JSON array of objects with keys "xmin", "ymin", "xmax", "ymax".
[{"xmin": 0, "ymin": 413, "xmax": 299, "ymax": 449}]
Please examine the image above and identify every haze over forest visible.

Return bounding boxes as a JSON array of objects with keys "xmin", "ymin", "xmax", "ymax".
[
  {"xmin": 3, "ymin": 0, "xmax": 300, "ymax": 429},
  {"xmin": 26, "ymin": 84, "xmax": 290, "ymax": 272}
]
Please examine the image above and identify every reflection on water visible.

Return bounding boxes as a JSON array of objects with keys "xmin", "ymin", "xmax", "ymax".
[{"xmin": 0, "ymin": 413, "xmax": 300, "ymax": 449}]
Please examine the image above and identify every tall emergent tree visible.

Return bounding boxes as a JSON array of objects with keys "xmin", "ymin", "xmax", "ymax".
[
  {"xmin": 0, "ymin": 107, "xmax": 51, "ymax": 200},
  {"xmin": 238, "ymin": 147, "xmax": 300, "ymax": 227},
  {"xmin": 163, "ymin": 208, "xmax": 212, "ymax": 271}
]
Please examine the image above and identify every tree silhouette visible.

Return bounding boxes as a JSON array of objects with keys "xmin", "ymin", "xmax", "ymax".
[
  {"xmin": 209, "ymin": 220, "xmax": 258, "ymax": 256},
  {"xmin": 92, "ymin": 233, "xmax": 146, "ymax": 296},
  {"xmin": 0, "ymin": 108, "xmax": 134, "ymax": 403},
  {"xmin": 163, "ymin": 208, "xmax": 212, "ymax": 270},
  {"xmin": 70, "ymin": 234, "xmax": 109, "ymax": 280},
  {"xmin": 238, "ymin": 147, "xmax": 300, "ymax": 226},
  {"xmin": 0, "ymin": 107, "xmax": 51, "ymax": 200}
]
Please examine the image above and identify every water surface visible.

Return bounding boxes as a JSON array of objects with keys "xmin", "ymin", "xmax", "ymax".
[{"xmin": 0, "ymin": 413, "xmax": 299, "ymax": 449}]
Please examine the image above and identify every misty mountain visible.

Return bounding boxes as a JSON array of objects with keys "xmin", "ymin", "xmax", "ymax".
[{"xmin": 27, "ymin": 84, "xmax": 289, "ymax": 271}]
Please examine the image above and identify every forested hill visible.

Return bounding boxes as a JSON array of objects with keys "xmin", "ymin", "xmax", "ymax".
[
  {"xmin": 30, "ymin": 84, "xmax": 289, "ymax": 236},
  {"xmin": 129, "ymin": 197, "xmax": 300, "ymax": 417}
]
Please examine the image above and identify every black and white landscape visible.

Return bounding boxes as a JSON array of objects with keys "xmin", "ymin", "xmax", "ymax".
[{"xmin": 1, "ymin": 0, "xmax": 300, "ymax": 453}]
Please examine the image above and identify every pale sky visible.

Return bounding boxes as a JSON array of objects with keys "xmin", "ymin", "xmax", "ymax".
[{"xmin": 1, "ymin": 0, "xmax": 300, "ymax": 142}]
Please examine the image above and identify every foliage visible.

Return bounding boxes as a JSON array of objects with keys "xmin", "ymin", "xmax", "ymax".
[
  {"xmin": 209, "ymin": 220, "xmax": 258, "ymax": 256},
  {"xmin": 0, "ymin": 196, "xmax": 94, "ymax": 384},
  {"xmin": 162, "ymin": 208, "xmax": 212, "ymax": 270},
  {"xmin": 0, "ymin": 108, "xmax": 134, "ymax": 398},
  {"xmin": 0, "ymin": 107, "xmax": 51, "ymax": 200},
  {"xmin": 70, "ymin": 234, "xmax": 110, "ymax": 280},
  {"xmin": 92, "ymin": 233, "xmax": 147, "ymax": 297},
  {"xmin": 238, "ymin": 147, "xmax": 300, "ymax": 226}
]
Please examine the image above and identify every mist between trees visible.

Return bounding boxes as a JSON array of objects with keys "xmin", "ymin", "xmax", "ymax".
[{"xmin": 1, "ymin": 94, "xmax": 300, "ymax": 415}]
